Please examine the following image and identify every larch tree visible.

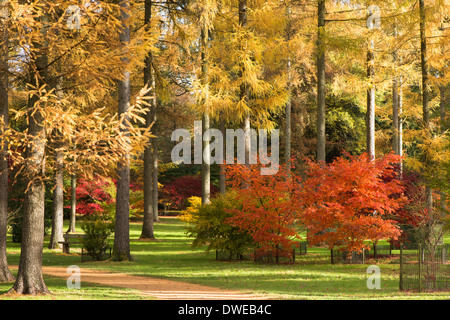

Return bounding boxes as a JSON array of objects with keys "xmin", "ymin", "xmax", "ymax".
[
  {"xmin": 419, "ymin": 0, "xmax": 433, "ymax": 212},
  {"xmin": 2, "ymin": 0, "xmax": 154, "ymax": 293},
  {"xmin": 114, "ymin": 0, "xmax": 133, "ymax": 261},
  {"xmin": 140, "ymin": 0, "xmax": 156, "ymax": 240},
  {"xmin": 9, "ymin": 1, "xmax": 51, "ymax": 294},
  {"xmin": 366, "ymin": 4, "xmax": 378, "ymax": 161},
  {"xmin": 48, "ymin": 76, "xmax": 65, "ymax": 250},
  {"xmin": 316, "ymin": 0, "xmax": 326, "ymax": 163},
  {"xmin": 0, "ymin": 0, "xmax": 13, "ymax": 282}
]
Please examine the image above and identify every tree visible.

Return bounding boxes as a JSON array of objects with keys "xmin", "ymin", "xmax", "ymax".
[
  {"xmin": 114, "ymin": 0, "xmax": 132, "ymax": 261},
  {"xmin": 140, "ymin": 0, "xmax": 156, "ymax": 240},
  {"xmin": 225, "ymin": 162, "xmax": 301, "ymax": 262},
  {"xmin": 9, "ymin": 2, "xmax": 50, "ymax": 294},
  {"xmin": 316, "ymin": 0, "xmax": 326, "ymax": 162},
  {"xmin": 419, "ymin": 0, "xmax": 433, "ymax": 213},
  {"xmin": 366, "ymin": 5, "xmax": 377, "ymax": 161},
  {"xmin": 299, "ymin": 152, "xmax": 405, "ymax": 253},
  {"xmin": 0, "ymin": 0, "xmax": 13, "ymax": 282},
  {"xmin": 48, "ymin": 81, "xmax": 65, "ymax": 249}
]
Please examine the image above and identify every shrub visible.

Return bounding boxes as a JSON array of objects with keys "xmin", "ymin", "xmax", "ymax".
[
  {"xmin": 183, "ymin": 192, "xmax": 254, "ymax": 257},
  {"xmin": 225, "ymin": 163, "xmax": 302, "ymax": 261},
  {"xmin": 81, "ymin": 214, "xmax": 114, "ymax": 261},
  {"xmin": 160, "ymin": 175, "xmax": 218, "ymax": 210}
]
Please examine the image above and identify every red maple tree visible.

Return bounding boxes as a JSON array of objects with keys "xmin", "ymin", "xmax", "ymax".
[
  {"xmin": 225, "ymin": 163, "xmax": 302, "ymax": 261},
  {"xmin": 299, "ymin": 152, "xmax": 406, "ymax": 253}
]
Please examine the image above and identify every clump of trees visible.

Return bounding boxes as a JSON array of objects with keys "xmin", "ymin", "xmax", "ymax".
[
  {"xmin": 0, "ymin": 0, "xmax": 448, "ymax": 295},
  {"xmin": 184, "ymin": 153, "xmax": 410, "ymax": 262}
]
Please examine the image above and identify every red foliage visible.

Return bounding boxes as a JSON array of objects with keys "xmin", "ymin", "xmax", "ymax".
[
  {"xmin": 299, "ymin": 152, "xmax": 406, "ymax": 252},
  {"xmin": 159, "ymin": 175, "xmax": 218, "ymax": 210},
  {"xmin": 223, "ymin": 152, "xmax": 408, "ymax": 257},
  {"xmin": 225, "ymin": 163, "xmax": 302, "ymax": 260},
  {"xmin": 70, "ymin": 175, "xmax": 113, "ymax": 215}
]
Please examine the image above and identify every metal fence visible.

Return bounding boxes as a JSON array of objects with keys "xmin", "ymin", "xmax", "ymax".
[
  {"xmin": 215, "ymin": 241, "xmax": 308, "ymax": 264},
  {"xmin": 399, "ymin": 243, "xmax": 450, "ymax": 292},
  {"xmin": 330, "ymin": 248, "xmax": 366, "ymax": 264}
]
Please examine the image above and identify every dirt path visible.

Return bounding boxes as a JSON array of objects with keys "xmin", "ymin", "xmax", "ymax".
[{"xmin": 39, "ymin": 266, "xmax": 270, "ymax": 300}]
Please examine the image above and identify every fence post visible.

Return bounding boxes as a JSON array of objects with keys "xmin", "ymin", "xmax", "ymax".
[
  {"xmin": 418, "ymin": 243, "xmax": 422, "ymax": 293},
  {"xmin": 399, "ymin": 243, "xmax": 403, "ymax": 291}
]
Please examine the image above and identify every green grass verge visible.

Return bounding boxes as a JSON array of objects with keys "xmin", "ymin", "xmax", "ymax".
[{"xmin": 3, "ymin": 216, "xmax": 450, "ymax": 300}]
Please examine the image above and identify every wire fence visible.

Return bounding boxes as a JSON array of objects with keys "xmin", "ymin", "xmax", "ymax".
[
  {"xmin": 215, "ymin": 241, "xmax": 308, "ymax": 264},
  {"xmin": 400, "ymin": 243, "xmax": 450, "ymax": 292}
]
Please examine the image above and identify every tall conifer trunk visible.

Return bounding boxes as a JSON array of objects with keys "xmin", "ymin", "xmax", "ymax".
[
  {"xmin": 316, "ymin": 0, "xmax": 326, "ymax": 162},
  {"xmin": 49, "ymin": 81, "xmax": 64, "ymax": 249},
  {"xmin": 366, "ymin": 38, "xmax": 375, "ymax": 160},
  {"xmin": 0, "ymin": 0, "xmax": 14, "ymax": 282},
  {"xmin": 114, "ymin": 0, "xmax": 132, "ymax": 260},
  {"xmin": 141, "ymin": 0, "xmax": 156, "ymax": 239},
  {"xmin": 201, "ymin": 27, "xmax": 210, "ymax": 205},
  {"xmin": 419, "ymin": 0, "xmax": 433, "ymax": 212},
  {"xmin": 239, "ymin": 0, "xmax": 250, "ymax": 168},
  {"xmin": 10, "ymin": 9, "xmax": 49, "ymax": 293}
]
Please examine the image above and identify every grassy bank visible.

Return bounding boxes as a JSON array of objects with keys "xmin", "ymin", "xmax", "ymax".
[{"xmin": 2, "ymin": 217, "xmax": 450, "ymax": 300}]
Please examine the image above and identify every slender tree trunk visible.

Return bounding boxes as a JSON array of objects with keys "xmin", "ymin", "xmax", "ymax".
[
  {"xmin": 201, "ymin": 27, "xmax": 210, "ymax": 205},
  {"xmin": 438, "ymin": 37, "xmax": 447, "ymax": 218},
  {"xmin": 152, "ymin": 134, "xmax": 158, "ymax": 222},
  {"xmin": 0, "ymin": 0, "xmax": 14, "ymax": 282},
  {"xmin": 201, "ymin": 113, "xmax": 210, "ymax": 204},
  {"xmin": 440, "ymin": 83, "xmax": 446, "ymax": 133},
  {"xmin": 49, "ymin": 81, "xmax": 64, "ymax": 249},
  {"xmin": 48, "ymin": 146, "xmax": 64, "ymax": 249},
  {"xmin": 140, "ymin": 0, "xmax": 155, "ymax": 239},
  {"xmin": 113, "ymin": 0, "xmax": 131, "ymax": 261},
  {"xmin": 419, "ymin": 0, "xmax": 433, "ymax": 212},
  {"xmin": 392, "ymin": 33, "xmax": 403, "ymax": 175},
  {"xmin": 316, "ymin": 0, "xmax": 326, "ymax": 162},
  {"xmin": 219, "ymin": 118, "xmax": 226, "ymax": 194},
  {"xmin": 366, "ymin": 38, "xmax": 375, "ymax": 160},
  {"xmin": 68, "ymin": 173, "xmax": 76, "ymax": 232},
  {"xmin": 239, "ymin": 0, "xmax": 250, "ymax": 168},
  {"xmin": 285, "ymin": 3, "xmax": 292, "ymax": 175}
]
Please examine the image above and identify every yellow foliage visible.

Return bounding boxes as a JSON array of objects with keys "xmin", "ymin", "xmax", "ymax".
[{"xmin": 180, "ymin": 196, "xmax": 202, "ymax": 224}]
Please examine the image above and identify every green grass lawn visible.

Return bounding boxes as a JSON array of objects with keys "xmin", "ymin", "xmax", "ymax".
[{"xmin": 2, "ymin": 216, "xmax": 450, "ymax": 300}]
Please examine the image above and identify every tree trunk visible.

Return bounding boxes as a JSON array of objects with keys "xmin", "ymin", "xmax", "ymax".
[
  {"xmin": 10, "ymin": 171, "xmax": 48, "ymax": 294},
  {"xmin": 419, "ymin": 0, "xmax": 433, "ymax": 213},
  {"xmin": 10, "ymin": 72, "xmax": 48, "ymax": 294},
  {"xmin": 366, "ymin": 38, "xmax": 376, "ymax": 161},
  {"xmin": 239, "ymin": 0, "xmax": 251, "ymax": 169},
  {"xmin": 285, "ymin": 3, "xmax": 292, "ymax": 175},
  {"xmin": 49, "ymin": 81, "xmax": 64, "ymax": 249},
  {"xmin": 10, "ymin": 7, "xmax": 49, "ymax": 294},
  {"xmin": 202, "ymin": 112, "xmax": 210, "ymax": 204},
  {"xmin": 140, "ymin": 0, "xmax": 155, "ymax": 239},
  {"xmin": 219, "ymin": 118, "xmax": 226, "ymax": 194},
  {"xmin": 152, "ymin": 134, "xmax": 158, "ymax": 222},
  {"xmin": 201, "ymin": 27, "xmax": 210, "ymax": 205},
  {"xmin": 316, "ymin": 0, "xmax": 326, "ymax": 163},
  {"xmin": 68, "ymin": 174, "xmax": 76, "ymax": 232},
  {"xmin": 48, "ymin": 147, "xmax": 64, "ymax": 249},
  {"xmin": 113, "ymin": 0, "xmax": 131, "ymax": 260},
  {"xmin": 0, "ymin": 0, "xmax": 14, "ymax": 282},
  {"xmin": 392, "ymin": 36, "xmax": 403, "ymax": 175}
]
